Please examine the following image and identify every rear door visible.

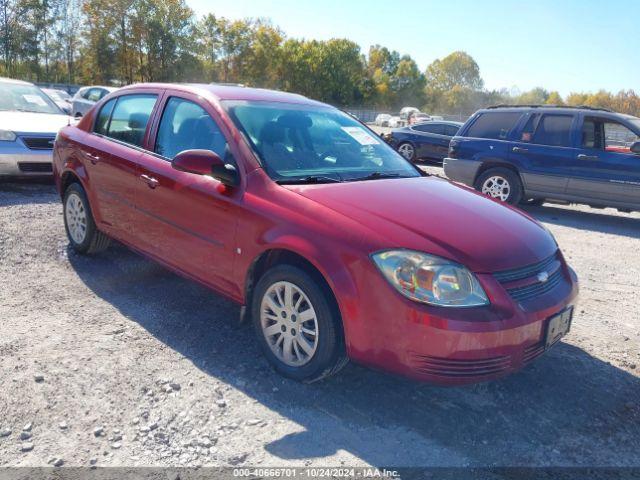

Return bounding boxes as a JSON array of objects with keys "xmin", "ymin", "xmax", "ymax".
[
  {"xmin": 509, "ymin": 112, "xmax": 578, "ymax": 196},
  {"xmin": 85, "ymin": 92, "xmax": 159, "ymax": 237},
  {"xmin": 134, "ymin": 93, "xmax": 241, "ymax": 294},
  {"xmin": 568, "ymin": 115, "xmax": 640, "ymax": 206},
  {"xmin": 411, "ymin": 123, "xmax": 449, "ymax": 159}
]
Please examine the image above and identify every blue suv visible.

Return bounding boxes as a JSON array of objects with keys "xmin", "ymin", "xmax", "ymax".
[{"xmin": 444, "ymin": 106, "xmax": 640, "ymax": 211}]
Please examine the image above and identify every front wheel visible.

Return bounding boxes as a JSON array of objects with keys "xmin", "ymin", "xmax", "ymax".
[
  {"xmin": 63, "ymin": 183, "xmax": 111, "ymax": 254},
  {"xmin": 397, "ymin": 142, "xmax": 415, "ymax": 161},
  {"xmin": 252, "ymin": 265, "xmax": 347, "ymax": 382},
  {"xmin": 475, "ymin": 167, "xmax": 523, "ymax": 205}
]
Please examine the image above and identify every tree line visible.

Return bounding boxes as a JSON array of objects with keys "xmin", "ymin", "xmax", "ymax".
[{"xmin": 2, "ymin": 0, "xmax": 639, "ymax": 116}]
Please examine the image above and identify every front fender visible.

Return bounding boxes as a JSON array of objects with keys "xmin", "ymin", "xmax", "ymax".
[{"xmin": 237, "ymin": 229, "xmax": 363, "ymax": 352}]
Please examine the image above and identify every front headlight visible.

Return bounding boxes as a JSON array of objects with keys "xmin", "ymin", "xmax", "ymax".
[
  {"xmin": 0, "ymin": 130, "xmax": 16, "ymax": 141},
  {"xmin": 372, "ymin": 250, "xmax": 489, "ymax": 307}
]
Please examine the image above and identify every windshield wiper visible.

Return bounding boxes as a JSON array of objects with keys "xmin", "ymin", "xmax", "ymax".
[
  {"xmin": 276, "ymin": 175, "xmax": 343, "ymax": 185},
  {"xmin": 349, "ymin": 171, "xmax": 405, "ymax": 182}
]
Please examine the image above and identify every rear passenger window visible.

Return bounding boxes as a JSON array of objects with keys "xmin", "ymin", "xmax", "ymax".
[
  {"xmin": 445, "ymin": 125, "xmax": 460, "ymax": 136},
  {"xmin": 94, "ymin": 99, "xmax": 116, "ymax": 136},
  {"xmin": 155, "ymin": 97, "xmax": 230, "ymax": 161},
  {"xmin": 466, "ymin": 112, "xmax": 523, "ymax": 140},
  {"xmin": 105, "ymin": 94, "xmax": 157, "ymax": 147},
  {"xmin": 532, "ymin": 114, "xmax": 573, "ymax": 147},
  {"xmin": 87, "ymin": 89, "xmax": 102, "ymax": 102}
]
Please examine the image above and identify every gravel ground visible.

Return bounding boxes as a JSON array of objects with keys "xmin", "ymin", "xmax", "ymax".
[{"xmin": 0, "ymin": 173, "xmax": 639, "ymax": 468}]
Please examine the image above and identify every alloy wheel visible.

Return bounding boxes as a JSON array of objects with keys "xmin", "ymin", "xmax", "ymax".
[
  {"xmin": 65, "ymin": 192, "xmax": 87, "ymax": 244},
  {"xmin": 398, "ymin": 143, "xmax": 414, "ymax": 160},
  {"xmin": 260, "ymin": 281, "xmax": 319, "ymax": 367},
  {"xmin": 481, "ymin": 175, "xmax": 511, "ymax": 202}
]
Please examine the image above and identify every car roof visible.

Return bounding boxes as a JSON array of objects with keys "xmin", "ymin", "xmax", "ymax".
[
  {"xmin": 80, "ymin": 85, "xmax": 117, "ymax": 91},
  {"xmin": 117, "ymin": 83, "xmax": 325, "ymax": 107},
  {"xmin": 412, "ymin": 120, "xmax": 463, "ymax": 126},
  {"xmin": 0, "ymin": 77, "xmax": 34, "ymax": 86},
  {"xmin": 479, "ymin": 105, "xmax": 640, "ymax": 122}
]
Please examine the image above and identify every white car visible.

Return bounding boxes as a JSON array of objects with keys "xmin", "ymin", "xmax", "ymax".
[
  {"xmin": 375, "ymin": 113, "xmax": 392, "ymax": 127},
  {"xmin": 388, "ymin": 116, "xmax": 403, "ymax": 128},
  {"xmin": 0, "ymin": 77, "xmax": 72, "ymax": 176},
  {"xmin": 71, "ymin": 85, "xmax": 117, "ymax": 118}
]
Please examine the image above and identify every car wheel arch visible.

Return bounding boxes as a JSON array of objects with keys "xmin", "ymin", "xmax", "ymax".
[
  {"xmin": 241, "ymin": 247, "xmax": 354, "ymax": 345},
  {"xmin": 474, "ymin": 161, "xmax": 524, "ymax": 186},
  {"xmin": 60, "ymin": 169, "xmax": 85, "ymax": 197}
]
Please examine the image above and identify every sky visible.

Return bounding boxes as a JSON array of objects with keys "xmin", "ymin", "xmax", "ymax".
[{"xmin": 188, "ymin": 0, "xmax": 639, "ymax": 96}]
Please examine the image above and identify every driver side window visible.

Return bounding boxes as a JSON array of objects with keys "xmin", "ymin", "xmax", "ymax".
[{"xmin": 155, "ymin": 97, "xmax": 230, "ymax": 161}]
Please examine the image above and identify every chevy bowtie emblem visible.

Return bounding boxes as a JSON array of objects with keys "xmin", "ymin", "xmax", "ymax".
[{"xmin": 537, "ymin": 271, "xmax": 549, "ymax": 283}]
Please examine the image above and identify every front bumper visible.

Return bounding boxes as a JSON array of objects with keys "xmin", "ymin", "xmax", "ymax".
[
  {"xmin": 0, "ymin": 139, "xmax": 54, "ymax": 176},
  {"xmin": 443, "ymin": 157, "xmax": 481, "ymax": 187},
  {"xmin": 343, "ymin": 258, "xmax": 579, "ymax": 385}
]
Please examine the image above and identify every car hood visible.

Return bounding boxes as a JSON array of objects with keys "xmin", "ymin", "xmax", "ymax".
[
  {"xmin": 0, "ymin": 111, "xmax": 71, "ymax": 134},
  {"xmin": 285, "ymin": 176, "xmax": 557, "ymax": 272}
]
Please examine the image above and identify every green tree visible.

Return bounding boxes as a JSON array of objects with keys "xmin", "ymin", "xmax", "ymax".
[{"xmin": 424, "ymin": 51, "xmax": 483, "ymax": 113}]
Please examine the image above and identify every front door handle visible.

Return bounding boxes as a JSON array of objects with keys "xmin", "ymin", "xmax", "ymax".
[
  {"xmin": 577, "ymin": 154, "xmax": 599, "ymax": 161},
  {"xmin": 84, "ymin": 151, "xmax": 101, "ymax": 165},
  {"xmin": 140, "ymin": 174, "xmax": 159, "ymax": 189},
  {"xmin": 512, "ymin": 146, "xmax": 529, "ymax": 153}
]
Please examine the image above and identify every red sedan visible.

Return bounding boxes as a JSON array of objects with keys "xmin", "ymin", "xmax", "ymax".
[{"xmin": 53, "ymin": 83, "xmax": 578, "ymax": 384}]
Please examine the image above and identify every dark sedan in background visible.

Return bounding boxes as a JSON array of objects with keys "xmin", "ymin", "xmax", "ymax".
[{"xmin": 387, "ymin": 121, "xmax": 463, "ymax": 163}]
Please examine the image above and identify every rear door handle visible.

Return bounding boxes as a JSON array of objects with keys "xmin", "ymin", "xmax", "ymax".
[
  {"xmin": 140, "ymin": 174, "xmax": 159, "ymax": 189},
  {"xmin": 577, "ymin": 154, "xmax": 599, "ymax": 161},
  {"xmin": 512, "ymin": 146, "xmax": 529, "ymax": 153}
]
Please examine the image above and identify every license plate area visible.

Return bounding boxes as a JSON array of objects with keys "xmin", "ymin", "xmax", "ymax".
[{"xmin": 545, "ymin": 307, "xmax": 573, "ymax": 349}]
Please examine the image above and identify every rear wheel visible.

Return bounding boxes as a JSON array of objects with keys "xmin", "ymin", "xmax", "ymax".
[
  {"xmin": 63, "ymin": 183, "xmax": 111, "ymax": 254},
  {"xmin": 252, "ymin": 265, "xmax": 347, "ymax": 382},
  {"xmin": 475, "ymin": 167, "xmax": 523, "ymax": 205},
  {"xmin": 397, "ymin": 142, "xmax": 415, "ymax": 161}
]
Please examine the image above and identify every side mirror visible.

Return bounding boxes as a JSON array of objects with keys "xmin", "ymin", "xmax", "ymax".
[
  {"xmin": 172, "ymin": 149, "xmax": 239, "ymax": 187},
  {"xmin": 631, "ymin": 141, "xmax": 640, "ymax": 155}
]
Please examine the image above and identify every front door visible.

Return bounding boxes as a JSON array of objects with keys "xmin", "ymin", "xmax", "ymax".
[
  {"xmin": 134, "ymin": 94, "xmax": 241, "ymax": 295},
  {"xmin": 568, "ymin": 115, "xmax": 640, "ymax": 207}
]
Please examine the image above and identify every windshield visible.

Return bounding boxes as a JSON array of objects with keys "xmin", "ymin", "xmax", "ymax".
[
  {"xmin": 0, "ymin": 83, "xmax": 63, "ymax": 114},
  {"xmin": 223, "ymin": 101, "xmax": 420, "ymax": 182},
  {"xmin": 45, "ymin": 89, "xmax": 70, "ymax": 102}
]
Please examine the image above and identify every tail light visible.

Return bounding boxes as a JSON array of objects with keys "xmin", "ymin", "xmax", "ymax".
[{"xmin": 448, "ymin": 139, "xmax": 458, "ymax": 159}]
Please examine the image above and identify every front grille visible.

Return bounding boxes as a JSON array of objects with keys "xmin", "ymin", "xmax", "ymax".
[
  {"xmin": 493, "ymin": 253, "xmax": 558, "ymax": 283},
  {"xmin": 493, "ymin": 252, "xmax": 564, "ymax": 302},
  {"xmin": 505, "ymin": 269, "xmax": 563, "ymax": 302},
  {"xmin": 522, "ymin": 342, "xmax": 545, "ymax": 363},
  {"xmin": 21, "ymin": 136, "xmax": 56, "ymax": 150},
  {"xmin": 18, "ymin": 162, "xmax": 53, "ymax": 173},
  {"xmin": 410, "ymin": 354, "xmax": 511, "ymax": 378}
]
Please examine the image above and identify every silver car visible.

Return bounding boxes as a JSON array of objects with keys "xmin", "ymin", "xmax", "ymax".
[
  {"xmin": 0, "ymin": 77, "xmax": 72, "ymax": 176},
  {"xmin": 71, "ymin": 86, "xmax": 117, "ymax": 118}
]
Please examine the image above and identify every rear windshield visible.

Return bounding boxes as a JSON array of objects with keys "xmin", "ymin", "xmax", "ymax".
[{"xmin": 465, "ymin": 112, "xmax": 523, "ymax": 140}]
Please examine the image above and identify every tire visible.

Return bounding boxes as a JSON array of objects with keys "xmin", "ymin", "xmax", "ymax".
[
  {"xmin": 397, "ymin": 142, "xmax": 415, "ymax": 162},
  {"xmin": 251, "ymin": 265, "xmax": 348, "ymax": 383},
  {"xmin": 475, "ymin": 167, "xmax": 523, "ymax": 205},
  {"xmin": 63, "ymin": 183, "xmax": 111, "ymax": 254}
]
